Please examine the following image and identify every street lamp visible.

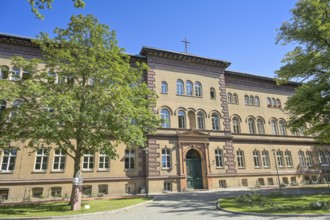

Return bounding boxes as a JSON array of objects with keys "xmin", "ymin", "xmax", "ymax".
[{"xmin": 272, "ymin": 149, "xmax": 281, "ymax": 190}]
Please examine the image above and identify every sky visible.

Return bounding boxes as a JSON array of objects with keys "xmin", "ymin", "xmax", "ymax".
[{"xmin": 0, "ymin": 0, "xmax": 298, "ymax": 78}]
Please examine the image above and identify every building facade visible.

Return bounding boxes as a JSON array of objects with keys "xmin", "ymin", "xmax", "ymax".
[{"xmin": 0, "ymin": 34, "xmax": 329, "ymax": 202}]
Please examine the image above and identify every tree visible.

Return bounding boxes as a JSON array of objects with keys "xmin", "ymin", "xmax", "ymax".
[
  {"xmin": 0, "ymin": 14, "xmax": 159, "ymax": 209},
  {"xmin": 28, "ymin": 0, "xmax": 85, "ymax": 19},
  {"xmin": 276, "ymin": 0, "xmax": 330, "ymax": 143}
]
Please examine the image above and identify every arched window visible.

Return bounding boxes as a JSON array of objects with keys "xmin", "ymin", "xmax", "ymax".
[
  {"xmin": 276, "ymin": 150, "xmax": 285, "ymax": 167},
  {"xmin": 306, "ymin": 151, "xmax": 313, "ymax": 167},
  {"xmin": 0, "ymin": 65, "xmax": 9, "ymax": 79},
  {"xmin": 267, "ymin": 97, "xmax": 272, "ymax": 106},
  {"xmin": 244, "ymin": 95, "xmax": 249, "ymax": 105},
  {"xmin": 253, "ymin": 150, "xmax": 261, "ymax": 168},
  {"xmin": 298, "ymin": 151, "xmax": 306, "ymax": 167},
  {"xmin": 248, "ymin": 118, "xmax": 256, "ymax": 134},
  {"xmin": 11, "ymin": 67, "xmax": 20, "ymax": 81},
  {"xmin": 161, "ymin": 81, "xmax": 168, "ymax": 94},
  {"xmin": 271, "ymin": 119, "xmax": 278, "ymax": 135},
  {"xmin": 211, "ymin": 113, "xmax": 220, "ymax": 130},
  {"xmin": 176, "ymin": 80, "xmax": 184, "ymax": 95},
  {"xmin": 325, "ymin": 151, "xmax": 330, "ymax": 165},
  {"xmin": 276, "ymin": 99, "xmax": 281, "ymax": 108},
  {"xmin": 160, "ymin": 109, "xmax": 170, "ymax": 128},
  {"xmin": 236, "ymin": 150, "xmax": 245, "ymax": 168},
  {"xmin": 256, "ymin": 118, "xmax": 265, "ymax": 134},
  {"xmin": 319, "ymin": 151, "xmax": 326, "ymax": 164},
  {"xmin": 195, "ymin": 82, "xmax": 202, "ymax": 97},
  {"xmin": 178, "ymin": 110, "xmax": 186, "ymax": 129},
  {"xmin": 232, "ymin": 116, "xmax": 240, "ymax": 133},
  {"xmin": 249, "ymin": 95, "xmax": 254, "ymax": 105},
  {"xmin": 197, "ymin": 111, "xmax": 205, "ymax": 129},
  {"xmin": 210, "ymin": 87, "xmax": 216, "ymax": 99},
  {"xmin": 255, "ymin": 96, "xmax": 260, "ymax": 106},
  {"xmin": 285, "ymin": 150, "xmax": 293, "ymax": 167},
  {"xmin": 186, "ymin": 80, "xmax": 193, "ymax": 96},
  {"xmin": 279, "ymin": 120, "xmax": 287, "ymax": 136},
  {"xmin": 227, "ymin": 93, "xmax": 233, "ymax": 103},
  {"xmin": 233, "ymin": 93, "xmax": 238, "ymax": 104},
  {"xmin": 271, "ymin": 98, "xmax": 276, "ymax": 107},
  {"xmin": 262, "ymin": 150, "xmax": 270, "ymax": 168}
]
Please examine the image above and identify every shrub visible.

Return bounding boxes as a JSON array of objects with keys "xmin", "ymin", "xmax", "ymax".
[
  {"xmin": 235, "ymin": 191, "xmax": 276, "ymax": 207},
  {"xmin": 309, "ymin": 201, "xmax": 330, "ymax": 210}
]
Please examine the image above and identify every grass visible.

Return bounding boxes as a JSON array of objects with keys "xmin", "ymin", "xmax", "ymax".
[
  {"xmin": 0, "ymin": 197, "xmax": 150, "ymax": 218},
  {"xmin": 219, "ymin": 191, "xmax": 330, "ymax": 214}
]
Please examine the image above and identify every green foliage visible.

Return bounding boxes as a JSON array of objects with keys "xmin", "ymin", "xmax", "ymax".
[
  {"xmin": 234, "ymin": 191, "xmax": 276, "ymax": 207},
  {"xmin": 276, "ymin": 0, "xmax": 330, "ymax": 143},
  {"xmin": 309, "ymin": 201, "xmax": 330, "ymax": 210},
  {"xmin": 28, "ymin": 0, "xmax": 85, "ymax": 19},
  {"xmin": 0, "ymin": 14, "xmax": 159, "ymax": 172}
]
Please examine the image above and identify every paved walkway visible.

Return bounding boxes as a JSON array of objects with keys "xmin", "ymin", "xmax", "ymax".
[{"xmin": 64, "ymin": 189, "xmax": 329, "ymax": 220}]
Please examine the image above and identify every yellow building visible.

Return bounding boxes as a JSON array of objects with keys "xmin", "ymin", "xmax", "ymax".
[{"xmin": 0, "ymin": 34, "xmax": 328, "ymax": 202}]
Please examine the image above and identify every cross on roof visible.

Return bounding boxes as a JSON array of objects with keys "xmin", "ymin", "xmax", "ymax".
[{"xmin": 182, "ymin": 38, "xmax": 190, "ymax": 54}]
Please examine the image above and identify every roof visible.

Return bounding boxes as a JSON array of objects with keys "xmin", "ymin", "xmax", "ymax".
[
  {"xmin": 0, "ymin": 33, "xmax": 37, "ymax": 47},
  {"xmin": 140, "ymin": 46, "xmax": 231, "ymax": 69}
]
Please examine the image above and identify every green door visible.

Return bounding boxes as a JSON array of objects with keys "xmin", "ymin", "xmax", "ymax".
[{"xmin": 186, "ymin": 149, "xmax": 203, "ymax": 189}]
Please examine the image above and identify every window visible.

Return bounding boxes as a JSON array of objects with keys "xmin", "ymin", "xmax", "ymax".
[
  {"xmin": 262, "ymin": 150, "xmax": 270, "ymax": 168},
  {"xmin": 194, "ymin": 81, "xmax": 202, "ymax": 97},
  {"xmin": 178, "ymin": 110, "xmax": 186, "ymax": 129},
  {"xmin": 255, "ymin": 96, "xmax": 260, "ymax": 106},
  {"xmin": 160, "ymin": 109, "xmax": 170, "ymax": 128},
  {"xmin": 51, "ymin": 187, "xmax": 62, "ymax": 197},
  {"xmin": 35, "ymin": 148, "xmax": 49, "ymax": 171},
  {"xmin": 298, "ymin": 151, "xmax": 306, "ymax": 167},
  {"xmin": 161, "ymin": 81, "xmax": 168, "ymax": 94},
  {"xmin": 237, "ymin": 150, "xmax": 245, "ymax": 168},
  {"xmin": 256, "ymin": 119, "xmax": 265, "ymax": 134},
  {"xmin": 276, "ymin": 99, "xmax": 281, "ymax": 108},
  {"xmin": 227, "ymin": 93, "xmax": 233, "ymax": 103},
  {"xmin": 99, "ymin": 153, "xmax": 109, "ymax": 170},
  {"xmin": 1, "ymin": 149, "xmax": 17, "ymax": 172},
  {"xmin": 210, "ymin": 87, "xmax": 216, "ymax": 99},
  {"xmin": 267, "ymin": 178, "xmax": 274, "ymax": 185},
  {"xmin": 164, "ymin": 182, "xmax": 172, "ymax": 191},
  {"xmin": 82, "ymin": 151, "xmax": 94, "ymax": 170},
  {"xmin": 219, "ymin": 180, "xmax": 227, "ymax": 188},
  {"xmin": 176, "ymin": 79, "xmax": 184, "ymax": 95},
  {"xmin": 162, "ymin": 148, "xmax": 171, "ymax": 168},
  {"xmin": 215, "ymin": 149, "xmax": 224, "ymax": 168},
  {"xmin": 306, "ymin": 151, "xmax": 313, "ymax": 167},
  {"xmin": 211, "ymin": 113, "xmax": 220, "ymax": 130},
  {"xmin": 32, "ymin": 187, "xmax": 43, "ymax": 198},
  {"xmin": 0, "ymin": 189, "xmax": 9, "ymax": 200},
  {"xmin": 186, "ymin": 81, "xmax": 193, "ymax": 96},
  {"xmin": 232, "ymin": 116, "xmax": 240, "ymax": 133},
  {"xmin": 48, "ymin": 72, "xmax": 56, "ymax": 84},
  {"xmin": 285, "ymin": 150, "xmax": 293, "ymax": 167},
  {"xmin": 279, "ymin": 120, "xmax": 287, "ymax": 136},
  {"xmin": 248, "ymin": 118, "xmax": 256, "ymax": 134},
  {"xmin": 98, "ymin": 184, "xmax": 108, "ymax": 195},
  {"xmin": 249, "ymin": 95, "xmax": 254, "ymax": 105},
  {"xmin": 125, "ymin": 149, "xmax": 135, "ymax": 169},
  {"xmin": 267, "ymin": 97, "xmax": 272, "ymax": 106},
  {"xmin": 197, "ymin": 111, "xmax": 205, "ymax": 129},
  {"xmin": 253, "ymin": 150, "xmax": 261, "ymax": 168},
  {"xmin": 319, "ymin": 151, "xmax": 326, "ymax": 164},
  {"xmin": 233, "ymin": 93, "xmax": 238, "ymax": 104},
  {"xmin": 10, "ymin": 67, "xmax": 20, "ymax": 81},
  {"xmin": 53, "ymin": 149, "xmax": 66, "ymax": 171},
  {"xmin": 22, "ymin": 70, "xmax": 30, "ymax": 80},
  {"xmin": 271, "ymin": 119, "xmax": 278, "ymax": 135},
  {"xmin": 241, "ymin": 179, "xmax": 248, "ymax": 186},
  {"xmin": 325, "ymin": 151, "xmax": 330, "ymax": 165},
  {"xmin": 0, "ymin": 65, "xmax": 9, "ymax": 79},
  {"xmin": 257, "ymin": 178, "xmax": 265, "ymax": 186},
  {"xmin": 244, "ymin": 95, "xmax": 249, "ymax": 105},
  {"xmin": 276, "ymin": 150, "xmax": 285, "ymax": 167},
  {"xmin": 82, "ymin": 185, "xmax": 92, "ymax": 196},
  {"xmin": 282, "ymin": 177, "xmax": 289, "ymax": 184},
  {"xmin": 271, "ymin": 98, "xmax": 276, "ymax": 107}
]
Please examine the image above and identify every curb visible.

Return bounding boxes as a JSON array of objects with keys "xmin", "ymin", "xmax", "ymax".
[
  {"xmin": 0, "ymin": 197, "xmax": 156, "ymax": 220},
  {"xmin": 216, "ymin": 200, "xmax": 330, "ymax": 218}
]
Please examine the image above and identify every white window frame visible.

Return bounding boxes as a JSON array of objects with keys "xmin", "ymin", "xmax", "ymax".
[
  {"xmin": 82, "ymin": 151, "xmax": 94, "ymax": 171},
  {"xmin": 276, "ymin": 150, "xmax": 285, "ymax": 167},
  {"xmin": 99, "ymin": 153, "xmax": 110, "ymax": 170},
  {"xmin": 248, "ymin": 118, "xmax": 256, "ymax": 134},
  {"xmin": 53, "ymin": 149, "xmax": 66, "ymax": 171},
  {"xmin": 285, "ymin": 150, "xmax": 293, "ymax": 167},
  {"xmin": 262, "ymin": 150, "xmax": 270, "ymax": 168},
  {"xmin": 125, "ymin": 149, "xmax": 135, "ymax": 169},
  {"xmin": 306, "ymin": 151, "xmax": 313, "ymax": 167},
  {"xmin": 186, "ymin": 81, "xmax": 193, "ymax": 96},
  {"xmin": 194, "ymin": 81, "xmax": 202, "ymax": 97},
  {"xmin": 253, "ymin": 150, "xmax": 261, "ymax": 168},
  {"xmin": 176, "ymin": 80, "xmax": 184, "ymax": 95},
  {"xmin": 1, "ymin": 149, "xmax": 17, "ymax": 172},
  {"xmin": 178, "ymin": 110, "xmax": 186, "ymax": 129},
  {"xmin": 161, "ymin": 109, "xmax": 170, "ymax": 128},
  {"xmin": 34, "ymin": 148, "xmax": 49, "ymax": 171},
  {"xmin": 237, "ymin": 150, "xmax": 245, "ymax": 168},
  {"xmin": 161, "ymin": 148, "xmax": 171, "ymax": 169},
  {"xmin": 161, "ymin": 81, "xmax": 168, "ymax": 94},
  {"xmin": 215, "ymin": 149, "xmax": 224, "ymax": 168},
  {"xmin": 197, "ymin": 111, "xmax": 205, "ymax": 130}
]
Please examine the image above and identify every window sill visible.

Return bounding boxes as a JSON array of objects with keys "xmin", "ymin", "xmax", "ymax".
[
  {"xmin": 50, "ymin": 170, "xmax": 65, "ymax": 173},
  {"xmin": 0, "ymin": 171, "xmax": 14, "ymax": 174},
  {"xmin": 176, "ymin": 94, "xmax": 203, "ymax": 98},
  {"xmin": 97, "ymin": 169, "xmax": 110, "ymax": 172},
  {"xmin": 215, "ymin": 167, "xmax": 225, "ymax": 169},
  {"xmin": 238, "ymin": 167, "xmax": 246, "ymax": 169},
  {"xmin": 161, "ymin": 92, "xmax": 168, "ymax": 95},
  {"xmin": 82, "ymin": 170, "xmax": 94, "ymax": 172},
  {"xmin": 32, "ymin": 171, "xmax": 47, "ymax": 173}
]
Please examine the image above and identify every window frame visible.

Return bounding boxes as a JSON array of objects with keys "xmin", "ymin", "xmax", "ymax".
[
  {"xmin": 1, "ymin": 149, "xmax": 17, "ymax": 172},
  {"xmin": 285, "ymin": 150, "xmax": 293, "ymax": 167},
  {"xmin": 261, "ymin": 150, "xmax": 270, "ymax": 168},
  {"xmin": 98, "ymin": 153, "xmax": 110, "ymax": 170},
  {"xmin": 248, "ymin": 118, "xmax": 256, "ymax": 134},
  {"xmin": 161, "ymin": 81, "xmax": 168, "ymax": 94},
  {"xmin": 210, "ymin": 87, "xmax": 216, "ymax": 99},
  {"xmin": 178, "ymin": 110, "xmax": 186, "ymax": 129},
  {"xmin": 82, "ymin": 151, "xmax": 94, "ymax": 171},
  {"xmin": 186, "ymin": 80, "xmax": 193, "ymax": 96},
  {"xmin": 197, "ymin": 111, "xmax": 205, "ymax": 130},
  {"xmin": 160, "ymin": 108, "xmax": 170, "ymax": 128},
  {"xmin": 125, "ymin": 149, "xmax": 135, "ymax": 169},
  {"xmin": 53, "ymin": 149, "xmax": 66, "ymax": 171},
  {"xmin": 215, "ymin": 148, "xmax": 224, "ymax": 168},
  {"xmin": 211, "ymin": 113, "xmax": 220, "ymax": 130},
  {"xmin": 176, "ymin": 79, "xmax": 184, "ymax": 95},
  {"xmin": 253, "ymin": 150, "xmax": 261, "ymax": 168},
  {"xmin": 237, "ymin": 150, "xmax": 245, "ymax": 168},
  {"xmin": 194, "ymin": 81, "xmax": 202, "ymax": 97},
  {"xmin": 34, "ymin": 148, "xmax": 49, "ymax": 172},
  {"xmin": 161, "ymin": 148, "xmax": 171, "ymax": 169}
]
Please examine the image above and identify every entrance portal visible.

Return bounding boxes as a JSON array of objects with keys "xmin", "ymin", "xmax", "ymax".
[{"xmin": 186, "ymin": 149, "xmax": 203, "ymax": 189}]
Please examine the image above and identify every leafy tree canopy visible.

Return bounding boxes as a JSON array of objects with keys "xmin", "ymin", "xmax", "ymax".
[
  {"xmin": 276, "ymin": 0, "xmax": 330, "ymax": 143},
  {"xmin": 28, "ymin": 0, "xmax": 85, "ymax": 19}
]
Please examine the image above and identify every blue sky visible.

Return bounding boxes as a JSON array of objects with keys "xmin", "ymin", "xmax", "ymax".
[{"xmin": 0, "ymin": 0, "xmax": 297, "ymax": 77}]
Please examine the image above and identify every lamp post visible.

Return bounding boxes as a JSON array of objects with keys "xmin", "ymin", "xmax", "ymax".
[{"xmin": 272, "ymin": 149, "xmax": 281, "ymax": 190}]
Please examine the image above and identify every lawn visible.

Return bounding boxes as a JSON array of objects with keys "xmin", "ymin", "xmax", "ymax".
[
  {"xmin": 219, "ymin": 191, "xmax": 330, "ymax": 214},
  {"xmin": 0, "ymin": 197, "xmax": 150, "ymax": 218}
]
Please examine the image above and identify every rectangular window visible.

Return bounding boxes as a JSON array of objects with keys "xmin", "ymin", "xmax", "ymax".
[
  {"xmin": 83, "ymin": 151, "xmax": 94, "ymax": 170},
  {"xmin": 164, "ymin": 182, "xmax": 172, "ymax": 191},
  {"xmin": 99, "ymin": 153, "xmax": 110, "ymax": 170},
  {"xmin": 257, "ymin": 178, "xmax": 265, "ymax": 186},
  {"xmin": 32, "ymin": 187, "xmax": 43, "ymax": 198},
  {"xmin": 51, "ymin": 187, "xmax": 62, "ymax": 197},
  {"xmin": 267, "ymin": 178, "xmax": 274, "ymax": 185},
  {"xmin": 219, "ymin": 180, "xmax": 227, "ymax": 188},
  {"xmin": 261, "ymin": 150, "xmax": 270, "ymax": 168},
  {"xmin": 98, "ymin": 184, "xmax": 108, "ymax": 195},
  {"xmin": 215, "ymin": 149, "xmax": 224, "ymax": 168},
  {"xmin": 306, "ymin": 151, "xmax": 313, "ymax": 167},
  {"xmin": 0, "ymin": 189, "xmax": 9, "ymax": 200},
  {"xmin": 125, "ymin": 150, "xmax": 135, "ymax": 169},
  {"xmin": 162, "ymin": 148, "xmax": 171, "ymax": 168},
  {"xmin": 237, "ymin": 150, "xmax": 245, "ymax": 168},
  {"xmin": 1, "ymin": 149, "xmax": 17, "ymax": 172},
  {"xmin": 298, "ymin": 151, "xmax": 306, "ymax": 167},
  {"xmin": 241, "ymin": 179, "xmax": 248, "ymax": 187},
  {"xmin": 276, "ymin": 151, "xmax": 285, "ymax": 167},
  {"xmin": 82, "ymin": 185, "xmax": 92, "ymax": 196},
  {"xmin": 34, "ymin": 148, "xmax": 49, "ymax": 171},
  {"xmin": 253, "ymin": 150, "xmax": 261, "ymax": 168},
  {"xmin": 285, "ymin": 151, "xmax": 293, "ymax": 167},
  {"xmin": 53, "ymin": 149, "xmax": 66, "ymax": 171}
]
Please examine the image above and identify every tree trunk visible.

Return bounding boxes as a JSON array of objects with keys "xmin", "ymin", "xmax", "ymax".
[{"xmin": 69, "ymin": 148, "xmax": 81, "ymax": 210}]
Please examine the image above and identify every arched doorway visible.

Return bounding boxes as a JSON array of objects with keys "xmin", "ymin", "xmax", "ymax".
[{"xmin": 186, "ymin": 149, "xmax": 203, "ymax": 189}]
